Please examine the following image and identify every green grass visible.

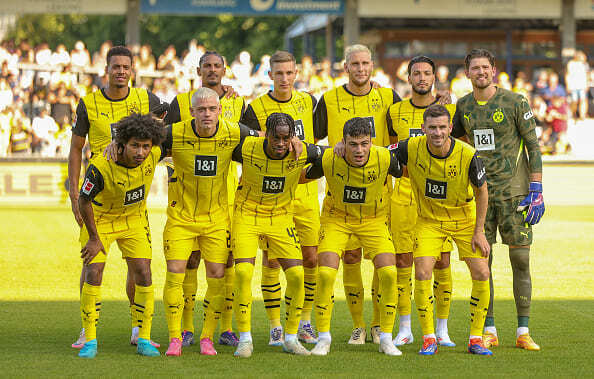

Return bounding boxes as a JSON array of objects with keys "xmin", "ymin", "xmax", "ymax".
[{"xmin": 1, "ymin": 164, "xmax": 594, "ymax": 377}]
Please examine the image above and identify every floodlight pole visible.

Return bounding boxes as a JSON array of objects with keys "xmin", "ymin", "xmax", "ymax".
[
  {"xmin": 126, "ymin": 0, "xmax": 141, "ymax": 47},
  {"xmin": 344, "ymin": 0, "xmax": 359, "ymax": 48}
]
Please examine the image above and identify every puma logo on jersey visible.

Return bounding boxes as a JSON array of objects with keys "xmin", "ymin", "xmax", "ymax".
[
  {"xmin": 336, "ymin": 173, "xmax": 345, "ymax": 180},
  {"xmin": 342, "ymin": 107, "xmax": 350, "ymax": 112},
  {"xmin": 254, "ymin": 163, "xmax": 263, "ymax": 171},
  {"xmin": 464, "ymin": 113, "xmax": 471, "ymax": 122},
  {"xmin": 401, "ymin": 118, "xmax": 408, "ymax": 123},
  {"xmin": 101, "ymin": 112, "xmax": 110, "ymax": 118},
  {"xmin": 186, "ymin": 141, "xmax": 196, "ymax": 147},
  {"xmin": 520, "ymin": 231, "xmax": 529, "ymax": 238},
  {"xmin": 116, "ymin": 181, "xmax": 125, "ymax": 186}
]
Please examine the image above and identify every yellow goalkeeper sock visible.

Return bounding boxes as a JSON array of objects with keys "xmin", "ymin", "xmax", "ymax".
[
  {"xmin": 301, "ymin": 266, "xmax": 317, "ymax": 322},
  {"xmin": 234, "ymin": 262, "xmax": 254, "ymax": 333},
  {"xmin": 343, "ymin": 262, "xmax": 365, "ymax": 329},
  {"xmin": 434, "ymin": 266, "xmax": 453, "ymax": 320},
  {"xmin": 182, "ymin": 268, "xmax": 198, "ymax": 333},
  {"xmin": 377, "ymin": 265, "xmax": 397, "ymax": 334},
  {"xmin": 261, "ymin": 265, "xmax": 282, "ymax": 328},
  {"xmin": 134, "ymin": 284, "xmax": 154, "ymax": 340},
  {"xmin": 201, "ymin": 276, "xmax": 225, "ymax": 340},
  {"xmin": 470, "ymin": 279, "xmax": 490, "ymax": 336},
  {"xmin": 414, "ymin": 279, "xmax": 434, "ymax": 336},
  {"xmin": 284, "ymin": 265, "xmax": 305, "ymax": 335},
  {"xmin": 81, "ymin": 282, "xmax": 100, "ymax": 342},
  {"xmin": 316, "ymin": 266, "xmax": 337, "ymax": 333},
  {"xmin": 163, "ymin": 271, "xmax": 185, "ymax": 340},
  {"xmin": 221, "ymin": 266, "xmax": 235, "ymax": 332}
]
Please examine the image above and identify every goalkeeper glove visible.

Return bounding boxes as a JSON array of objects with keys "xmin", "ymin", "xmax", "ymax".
[{"xmin": 517, "ymin": 182, "xmax": 545, "ymax": 225}]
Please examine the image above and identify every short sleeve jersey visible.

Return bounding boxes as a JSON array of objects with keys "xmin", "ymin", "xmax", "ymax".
[
  {"xmin": 164, "ymin": 119, "xmax": 252, "ymax": 224},
  {"xmin": 452, "ymin": 87, "xmax": 542, "ymax": 200},
  {"xmin": 79, "ymin": 145, "xmax": 161, "ymax": 233},
  {"xmin": 396, "ymin": 136, "xmax": 485, "ymax": 222},
  {"xmin": 314, "ymin": 85, "xmax": 400, "ymax": 146},
  {"xmin": 232, "ymin": 136, "xmax": 323, "ymax": 224},
  {"xmin": 307, "ymin": 145, "xmax": 400, "ymax": 224},
  {"xmin": 240, "ymin": 90, "xmax": 318, "ymax": 201},
  {"xmin": 166, "ymin": 89, "xmax": 246, "ymax": 124},
  {"xmin": 387, "ymin": 100, "xmax": 456, "ymax": 205},
  {"xmin": 72, "ymin": 87, "xmax": 160, "ymax": 156}
]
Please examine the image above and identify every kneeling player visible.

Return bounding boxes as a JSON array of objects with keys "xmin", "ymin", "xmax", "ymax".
[
  {"xmin": 394, "ymin": 104, "xmax": 492, "ymax": 356},
  {"xmin": 77, "ymin": 113, "xmax": 165, "ymax": 358},
  {"xmin": 304, "ymin": 117, "xmax": 403, "ymax": 357}
]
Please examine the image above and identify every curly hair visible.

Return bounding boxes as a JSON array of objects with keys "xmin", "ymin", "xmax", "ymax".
[
  {"xmin": 114, "ymin": 113, "xmax": 165, "ymax": 147},
  {"xmin": 265, "ymin": 112, "xmax": 295, "ymax": 138},
  {"xmin": 343, "ymin": 117, "xmax": 372, "ymax": 140}
]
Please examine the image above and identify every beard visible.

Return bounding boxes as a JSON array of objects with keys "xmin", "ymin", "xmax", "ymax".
[
  {"xmin": 412, "ymin": 85, "xmax": 431, "ymax": 95},
  {"xmin": 350, "ymin": 74, "xmax": 370, "ymax": 87}
]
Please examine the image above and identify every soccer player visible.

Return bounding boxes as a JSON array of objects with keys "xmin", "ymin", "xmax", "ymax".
[
  {"xmin": 69, "ymin": 45, "xmax": 165, "ymax": 349},
  {"xmin": 387, "ymin": 56, "xmax": 456, "ymax": 347},
  {"xmin": 452, "ymin": 49, "xmax": 544, "ymax": 351},
  {"xmin": 231, "ymin": 113, "xmax": 323, "ymax": 358},
  {"xmin": 305, "ymin": 117, "xmax": 402, "ymax": 356},
  {"xmin": 161, "ymin": 87, "xmax": 259, "ymax": 357},
  {"xmin": 77, "ymin": 113, "xmax": 165, "ymax": 358},
  {"xmin": 240, "ymin": 50, "xmax": 320, "ymax": 346},
  {"xmin": 395, "ymin": 104, "xmax": 492, "ymax": 356},
  {"xmin": 313, "ymin": 44, "xmax": 401, "ymax": 344},
  {"xmin": 164, "ymin": 51, "xmax": 243, "ymax": 348}
]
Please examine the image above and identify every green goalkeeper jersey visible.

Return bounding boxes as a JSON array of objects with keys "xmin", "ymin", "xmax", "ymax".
[{"xmin": 452, "ymin": 87, "xmax": 542, "ymax": 201}]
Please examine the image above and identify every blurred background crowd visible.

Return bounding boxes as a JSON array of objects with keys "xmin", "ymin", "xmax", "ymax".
[{"xmin": 0, "ymin": 38, "xmax": 591, "ymax": 158}]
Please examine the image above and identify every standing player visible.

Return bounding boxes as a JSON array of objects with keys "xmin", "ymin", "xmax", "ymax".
[
  {"xmin": 452, "ymin": 49, "xmax": 543, "ymax": 351},
  {"xmin": 305, "ymin": 117, "xmax": 402, "ymax": 356},
  {"xmin": 314, "ymin": 44, "xmax": 400, "ymax": 344},
  {"xmin": 240, "ymin": 50, "xmax": 319, "ymax": 346},
  {"xmin": 77, "ymin": 113, "xmax": 165, "ymax": 358},
  {"xmin": 387, "ymin": 56, "xmax": 456, "ymax": 347},
  {"xmin": 231, "ymin": 113, "xmax": 322, "ymax": 358},
  {"xmin": 164, "ymin": 51, "xmax": 244, "ymax": 348},
  {"xmin": 395, "ymin": 104, "xmax": 492, "ymax": 356},
  {"xmin": 69, "ymin": 46, "xmax": 165, "ymax": 348},
  {"xmin": 161, "ymin": 88, "xmax": 259, "ymax": 357}
]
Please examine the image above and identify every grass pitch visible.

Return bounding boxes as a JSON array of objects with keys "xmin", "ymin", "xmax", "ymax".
[{"xmin": 0, "ymin": 165, "xmax": 593, "ymax": 377}]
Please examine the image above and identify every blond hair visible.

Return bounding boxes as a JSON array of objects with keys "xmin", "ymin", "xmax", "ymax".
[
  {"xmin": 191, "ymin": 87, "xmax": 219, "ymax": 106},
  {"xmin": 344, "ymin": 44, "xmax": 372, "ymax": 63}
]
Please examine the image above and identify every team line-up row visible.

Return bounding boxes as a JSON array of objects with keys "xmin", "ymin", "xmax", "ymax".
[{"xmin": 68, "ymin": 44, "xmax": 544, "ymax": 359}]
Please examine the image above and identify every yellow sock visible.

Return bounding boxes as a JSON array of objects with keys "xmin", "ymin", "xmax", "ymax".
[
  {"xmin": 343, "ymin": 262, "xmax": 365, "ymax": 329},
  {"xmin": 134, "ymin": 284, "xmax": 154, "ymax": 340},
  {"xmin": 284, "ymin": 265, "xmax": 305, "ymax": 334},
  {"xmin": 316, "ymin": 266, "xmax": 337, "ymax": 333},
  {"xmin": 81, "ymin": 282, "xmax": 100, "ymax": 341},
  {"xmin": 301, "ymin": 266, "xmax": 317, "ymax": 322},
  {"xmin": 370, "ymin": 269, "xmax": 380, "ymax": 327},
  {"xmin": 163, "ymin": 271, "xmax": 185, "ymax": 340},
  {"xmin": 221, "ymin": 266, "xmax": 235, "ymax": 332},
  {"xmin": 397, "ymin": 266, "xmax": 413, "ymax": 318},
  {"xmin": 182, "ymin": 268, "xmax": 198, "ymax": 333},
  {"xmin": 234, "ymin": 262, "xmax": 254, "ymax": 333},
  {"xmin": 414, "ymin": 279, "xmax": 434, "ymax": 336},
  {"xmin": 201, "ymin": 276, "xmax": 225, "ymax": 340},
  {"xmin": 434, "ymin": 267, "xmax": 452, "ymax": 320},
  {"xmin": 261, "ymin": 265, "xmax": 282, "ymax": 328},
  {"xmin": 470, "ymin": 279, "xmax": 490, "ymax": 336},
  {"xmin": 377, "ymin": 266, "xmax": 398, "ymax": 333}
]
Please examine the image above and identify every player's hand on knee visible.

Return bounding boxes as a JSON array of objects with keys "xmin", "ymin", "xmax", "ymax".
[
  {"xmin": 472, "ymin": 231, "xmax": 490, "ymax": 257},
  {"xmin": 81, "ymin": 237, "xmax": 105, "ymax": 264},
  {"xmin": 103, "ymin": 141, "xmax": 119, "ymax": 161},
  {"xmin": 69, "ymin": 192, "xmax": 83, "ymax": 227},
  {"xmin": 516, "ymin": 182, "xmax": 545, "ymax": 225},
  {"xmin": 333, "ymin": 141, "xmax": 346, "ymax": 157}
]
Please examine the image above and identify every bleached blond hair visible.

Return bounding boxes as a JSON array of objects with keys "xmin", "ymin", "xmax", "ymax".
[
  {"xmin": 191, "ymin": 87, "xmax": 219, "ymax": 106},
  {"xmin": 344, "ymin": 44, "xmax": 372, "ymax": 63}
]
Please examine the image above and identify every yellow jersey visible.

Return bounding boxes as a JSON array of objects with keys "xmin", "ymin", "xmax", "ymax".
[
  {"xmin": 396, "ymin": 136, "xmax": 486, "ymax": 222},
  {"xmin": 232, "ymin": 136, "xmax": 324, "ymax": 224},
  {"xmin": 313, "ymin": 85, "xmax": 400, "ymax": 146},
  {"xmin": 79, "ymin": 146, "xmax": 162, "ymax": 233},
  {"xmin": 72, "ymin": 87, "xmax": 162, "ymax": 156},
  {"xmin": 305, "ymin": 145, "xmax": 402, "ymax": 224},
  {"xmin": 387, "ymin": 100, "xmax": 456, "ymax": 205}
]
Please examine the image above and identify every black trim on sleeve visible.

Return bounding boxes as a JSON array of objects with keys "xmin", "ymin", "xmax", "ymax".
[
  {"xmin": 388, "ymin": 148, "xmax": 403, "ymax": 178},
  {"xmin": 313, "ymin": 96, "xmax": 328, "ymax": 140},
  {"xmin": 239, "ymin": 105, "xmax": 261, "ymax": 131},
  {"xmin": 305, "ymin": 151, "xmax": 324, "ymax": 179},
  {"xmin": 386, "ymin": 109, "xmax": 396, "ymax": 137},
  {"xmin": 232, "ymin": 139, "xmax": 245, "ymax": 163},
  {"xmin": 451, "ymin": 108, "xmax": 466, "ymax": 138},
  {"xmin": 161, "ymin": 124, "xmax": 173, "ymax": 158},
  {"xmin": 392, "ymin": 89, "xmax": 402, "ymax": 104},
  {"xmin": 308, "ymin": 92, "xmax": 318, "ymax": 110},
  {"xmin": 239, "ymin": 123, "xmax": 259, "ymax": 139},
  {"xmin": 164, "ymin": 97, "xmax": 181, "ymax": 125},
  {"xmin": 395, "ymin": 138, "xmax": 409, "ymax": 166},
  {"xmin": 79, "ymin": 164, "xmax": 104, "ymax": 200},
  {"xmin": 469, "ymin": 152, "xmax": 487, "ymax": 187},
  {"xmin": 305, "ymin": 143, "xmax": 328, "ymax": 164},
  {"xmin": 148, "ymin": 91, "xmax": 168, "ymax": 117},
  {"xmin": 72, "ymin": 100, "xmax": 90, "ymax": 137}
]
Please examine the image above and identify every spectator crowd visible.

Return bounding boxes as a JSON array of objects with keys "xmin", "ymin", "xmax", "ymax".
[{"xmin": 0, "ymin": 38, "xmax": 591, "ymax": 158}]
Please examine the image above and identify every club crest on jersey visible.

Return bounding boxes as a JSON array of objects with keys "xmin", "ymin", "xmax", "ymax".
[
  {"xmin": 294, "ymin": 99, "xmax": 305, "ymax": 114},
  {"xmin": 128, "ymin": 103, "xmax": 140, "ymax": 114},
  {"xmin": 367, "ymin": 169, "xmax": 377, "ymax": 183},
  {"xmin": 218, "ymin": 138, "xmax": 231, "ymax": 148},
  {"xmin": 492, "ymin": 109, "xmax": 505, "ymax": 123},
  {"xmin": 286, "ymin": 160, "xmax": 298, "ymax": 171},
  {"xmin": 447, "ymin": 164, "xmax": 457, "ymax": 179},
  {"xmin": 223, "ymin": 109, "xmax": 233, "ymax": 120},
  {"xmin": 144, "ymin": 165, "xmax": 153, "ymax": 176},
  {"xmin": 370, "ymin": 97, "xmax": 380, "ymax": 112}
]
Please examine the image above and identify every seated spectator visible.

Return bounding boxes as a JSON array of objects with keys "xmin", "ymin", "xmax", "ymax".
[
  {"xmin": 71, "ymin": 40, "xmax": 91, "ymax": 69},
  {"xmin": 31, "ymin": 108, "xmax": 58, "ymax": 156},
  {"xmin": 51, "ymin": 44, "xmax": 71, "ymax": 67},
  {"xmin": 157, "ymin": 45, "xmax": 180, "ymax": 72},
  {"xmin": 542, "ymin": 72, "xmax": 566, "ymax": 104},
  {"xmin": 9, "ymin": 115, "xmax": 31, "ymax": 155}
]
